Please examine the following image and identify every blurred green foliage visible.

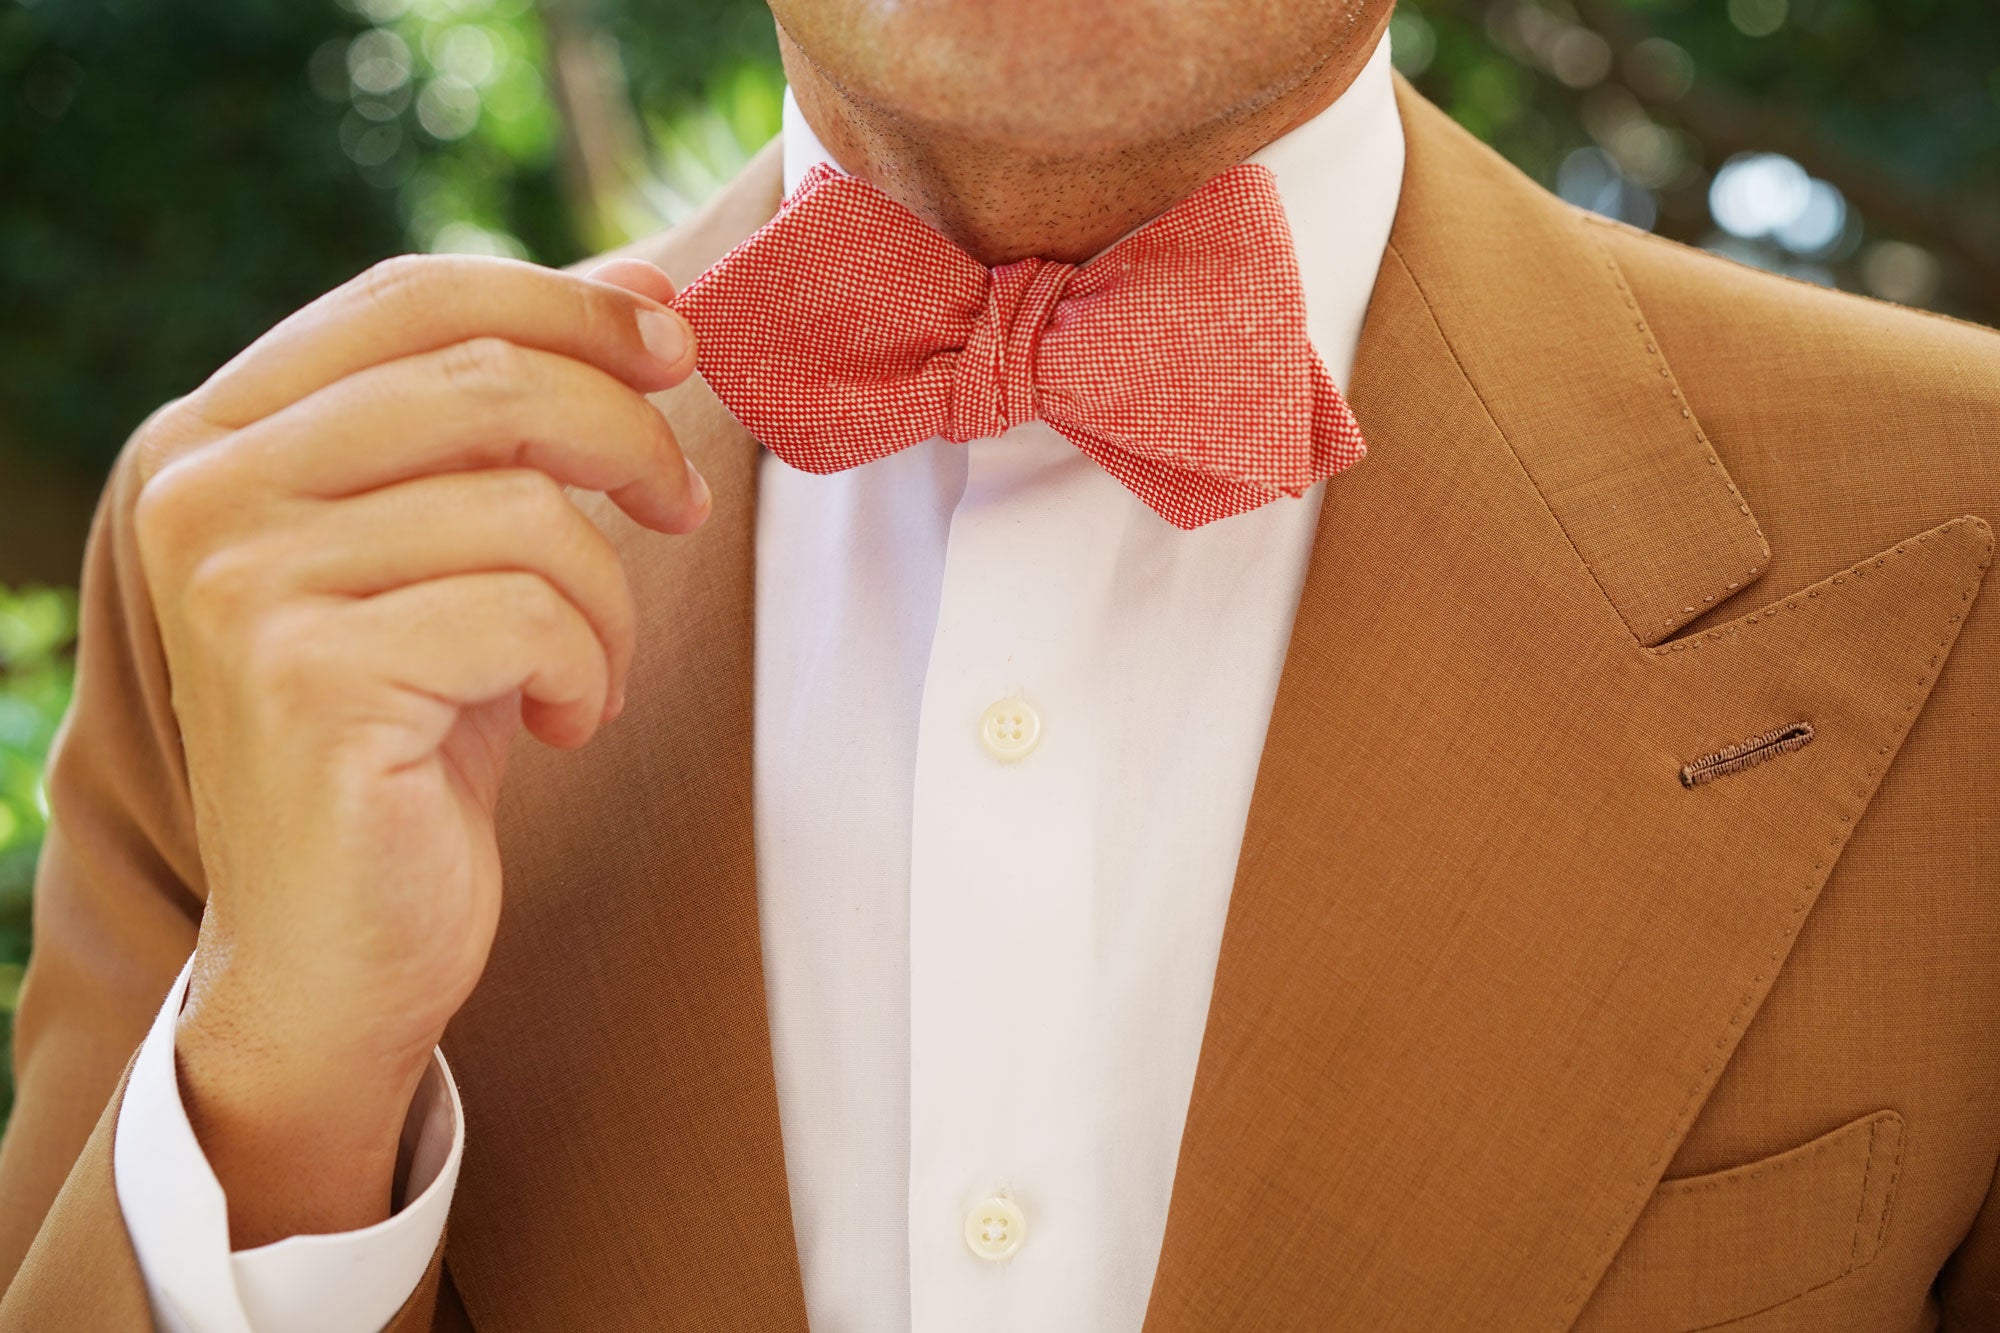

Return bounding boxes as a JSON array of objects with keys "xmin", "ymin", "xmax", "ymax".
[
  {"xmin": 7, "ymin": 0, "xmax": 1996, "ymax": 486},
  {"xmin": 0, "ymin": 585, "xmax": 77, "ymax": 1123},
  {"xmin": 1391, "ymin": 0, "xmax": 1999, "ymax": 320},
  {"xmin": 3, "ymin": 0, "xmax": 407, "ymax": 478},
  {"xmin": 0, "ymin": 0, "xmax": 781, "ymax": 484}
]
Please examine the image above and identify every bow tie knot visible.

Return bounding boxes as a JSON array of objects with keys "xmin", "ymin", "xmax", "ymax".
[
  {"xmin": 948, "ymin": 257, "xmax": 1073, "ymax": 443},
  {"xmin": 673, "ymin": 159, "xmax": 1368, "ymax": 529}
]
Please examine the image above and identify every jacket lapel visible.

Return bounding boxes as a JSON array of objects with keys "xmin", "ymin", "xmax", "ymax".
[
  {"xmin": 1142, "ymin": 81, "xmax": 1990, "ymax": 1330},
  {"xmin": 436, "ymin": 146, "xmax": 811, "ymax": 1331}
]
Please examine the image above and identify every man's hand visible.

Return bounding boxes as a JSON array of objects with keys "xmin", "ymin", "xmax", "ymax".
[{"xmin": 126, "ymin": 254, "xmax": 702, "ymax": 1248}]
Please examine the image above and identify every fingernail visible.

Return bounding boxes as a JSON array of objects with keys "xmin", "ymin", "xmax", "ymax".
[
  {"xmin": 637, "ymin": 309, "xmax": 689, "ymax": 366},
  {"xmin": 604, "ymin": 685, "xmax": 626, "ymax": 723},
  {"xmin": 685, "ymin": 459, "xmax": 712, "ymax": 516}
]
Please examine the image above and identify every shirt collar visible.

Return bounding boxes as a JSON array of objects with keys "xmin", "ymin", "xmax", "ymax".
[{"xmin": 778, "ymin": 31, "xmax": 1404, "ymax": 394}]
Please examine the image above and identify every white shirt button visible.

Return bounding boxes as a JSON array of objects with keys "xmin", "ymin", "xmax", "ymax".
[
  {"xmin": 964, "ymin": 1194, "xmax": 1027, "ymax": 1261},
  {"xmin": 979, "ymin": 698, "xmax": 1041, "ymax": 761}
]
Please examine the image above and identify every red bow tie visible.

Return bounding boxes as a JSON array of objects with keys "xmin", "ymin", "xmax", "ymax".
[{"xmin": 674, "ymin": 161, "xmax": 1366, "ymax": 530}]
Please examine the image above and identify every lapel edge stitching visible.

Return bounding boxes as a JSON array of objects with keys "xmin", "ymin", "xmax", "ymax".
[
  {"xmin": 1578, "ymin": 213, "xmax": 1774, "ymax": 643},
  {"xmin": 1646, "ymin": 514, "xmax": 1993, "ymax": 657}
]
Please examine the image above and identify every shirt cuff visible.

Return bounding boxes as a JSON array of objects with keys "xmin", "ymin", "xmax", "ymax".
[{"xmin": 112, "ymin": 956, "xmax": 463, "ymax": 1333}]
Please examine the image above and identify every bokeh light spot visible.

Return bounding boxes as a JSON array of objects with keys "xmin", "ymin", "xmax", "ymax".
[
  {"xmin": 434, "ymin": 25, "xmax": 501, "ymax": 86},
  {"xmin": 1773, "ymin": 179, "xmax": 1847, "ymax": 256},
  {"xmin": 1862, "ymin": 241, "xmax": 1942, "ymax": 306},
  {"xmin": 339, "ymin": 112, "xmax": 403, "ymax": 166},
  {"xmin": 348, "ymin": 28, "xmax": 413, "ymax": 96},
  {"xmin": 1558, "ymin": 147, "xmax": 1658, "ymax": 231},
  {"xmin": 431, "ymin": 221, "xmax": 527, "ymax": 258},
  {"xmin": 1389, "ymin": 9, "xmax": 1437, "ymax": 79},
  {"xmin": 1549, "ymin": 29, "xmax": 1612, "ymax": 90},
  {"xmin": 1728, "ymin": 0, "xmax": 1788, "ymax": 38},
  {"xmin": 417, "ymin": 77, "xmax": 482, "ymax": 140},
  {"xmin": 1625, "ymin": 38, "xmax": 1696, "ymax": 102},
  {"xmin": 1710, "ymin": 153, "xmax": 1811, "ymax": 238}
]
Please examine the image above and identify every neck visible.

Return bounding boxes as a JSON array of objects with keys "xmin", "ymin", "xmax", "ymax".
[{"xmin": 776, "ymin": 9, "xmax": 1394, "ymax": 267}]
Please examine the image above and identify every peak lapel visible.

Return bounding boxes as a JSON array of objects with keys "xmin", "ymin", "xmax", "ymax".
[
  {"xmin": 437, "ymin": 147, "xmax": 810, "ymax": 1330},
  {"xmin": 1144, "ymin": 81, "xmax": 1992, "ymax": 1330}
]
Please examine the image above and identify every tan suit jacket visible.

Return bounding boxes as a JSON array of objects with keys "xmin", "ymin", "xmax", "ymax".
[{"xmin": 2, "ymin": 76, "xmax": 1997, "ymax": 1332}]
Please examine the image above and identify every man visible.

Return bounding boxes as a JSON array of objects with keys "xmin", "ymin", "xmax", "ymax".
[{"xmin": 1, "ymin": 0, "xmax": 1996, "ymax": 1327}]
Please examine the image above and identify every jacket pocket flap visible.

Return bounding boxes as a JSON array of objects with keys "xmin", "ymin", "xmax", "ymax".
[{"xmin": 1580, "ymin": 1109, "xmax": 1905, "ymax": 1330}]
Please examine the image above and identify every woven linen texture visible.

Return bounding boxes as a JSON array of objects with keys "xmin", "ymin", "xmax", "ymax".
[{"xmin": 673, "ymin": 161, "xmax": 1367, "ymax": 529}]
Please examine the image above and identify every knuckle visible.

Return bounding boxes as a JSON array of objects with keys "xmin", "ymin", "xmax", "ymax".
[
  {"xmin": 504, "ymin": 574, "xmax": 600, "ymax": 689},
  {"xmin": 241, "ymin": 610, "xmax": 325, "ymax": 709},
  {"xmin": 131, "ymin": 468, "xmax": 182, "ymax": 558},
  {"xmin": 604, "ymin": 559, "xmax": 638, "ymax": 638},
  {"xmin": 128, "ymin": 399, "xmax": 198, "ymax": 487},
  {"xmin": 495, "ymin": 467, "xmax": 569, "ymax": 527},
  {"xmin": 598, "ymin": 543, "xmax": 638, "ymax": 629},
  {"xmin": 181, "ymin": 545, "xmax": 267, "ymax": 634},
  {"xmin": 571, "ymin": 280, "xmax": 624, "ymax": 356},
  {"xmin": 132, "ymin": 453, "xmax": 207, "ymax": 564},
  {"xmin": 502, "ymin": 571, "xmax": 568, "ymax": 637},
  {"xmin": 637, "ymin": 405, "xmax": 678, "ymax": 470},
  {"xmin": 356, "ymin": 253, "xmax": 434, "ymax": 313},
  {"xmin": 523, "ymin": 484, "xmax": 630, "ymax": 634},
  {"xmin": 438, "ymin": 336, "xmax": 528, "ymax": 399}
]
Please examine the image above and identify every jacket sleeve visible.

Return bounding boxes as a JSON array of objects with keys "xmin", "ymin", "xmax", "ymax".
[{"xmin": 0, "ymin": 429, "xmax": 448, "ymax": 1331}]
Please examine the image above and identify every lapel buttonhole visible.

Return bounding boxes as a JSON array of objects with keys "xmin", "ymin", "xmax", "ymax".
[{"xmin": 1679, "ymin": 721, "xmax": 1815, "ymax": 789}]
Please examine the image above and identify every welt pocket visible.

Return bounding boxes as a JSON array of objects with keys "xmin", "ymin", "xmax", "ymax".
[{"xmin": 1579, "ymin": 1109, "xmax": 1905, "ymax": 1331}]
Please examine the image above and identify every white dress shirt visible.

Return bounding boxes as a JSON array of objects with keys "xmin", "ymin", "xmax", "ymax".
[{"xmin": 112, "ymin": 32, "xmax": 1403, "ymax": 1332}]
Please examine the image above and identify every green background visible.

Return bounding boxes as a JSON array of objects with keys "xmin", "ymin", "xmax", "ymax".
[{"xmin": 2, "ymin": 0, "xmax": 1997, "ymax": 1123}]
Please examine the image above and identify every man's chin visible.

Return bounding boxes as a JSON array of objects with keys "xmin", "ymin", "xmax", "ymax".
[{"xmin": 766, "ymin": 0, "xmax": 1380, "ymax": 158}]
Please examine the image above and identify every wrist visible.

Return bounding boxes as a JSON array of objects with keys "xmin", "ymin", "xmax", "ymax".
[{"xmin": 174, "ymin": 990, "xmax": 436, "ymax": 1248}]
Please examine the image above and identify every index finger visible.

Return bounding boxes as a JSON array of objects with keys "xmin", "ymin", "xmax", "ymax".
[{"xmin": 186, "ymin": 254, "xmax": 696, "ymax": 435}]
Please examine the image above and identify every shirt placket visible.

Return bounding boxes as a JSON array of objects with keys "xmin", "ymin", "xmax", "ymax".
[{"xmin": 907, "ymin": 423, "xmax": 1107, "ymax": 1330}]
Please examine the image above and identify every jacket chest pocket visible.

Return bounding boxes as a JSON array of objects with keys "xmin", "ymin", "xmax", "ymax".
[{"xmin": 1575, "ymin": 1109, "xmax": 1905, "ymax": 1331}]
